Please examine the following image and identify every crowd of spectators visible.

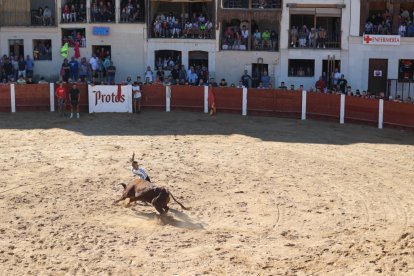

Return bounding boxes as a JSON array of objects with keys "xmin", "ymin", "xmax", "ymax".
[
  {"xmin": 153, "ymin": 13, "xmax": 213, "ymax": 39},
  {"xmin": 290, "ymin": 25, "xmax": 328, "ymax": 48},
  {"xmin": 120, "ymin": 0, "xmax": 143, "ymax": 22},
  {"xmin": 90, "ymin": 0, "xmax": 115, "ymax": 22},
  {"xmin": 61, "ymin": 1, "xmax": 87, "ymax": 23},
  {"xmin": 62, "ymin": 30, "xmax": 87, "ymax": 48},
  {"xmin": 0, "ymin": 55, "xmax": 35, "ymax": 84},
  {"xmin": 364, "ymin": 8, "xmax": 414, "ymax": 37},
  {"xmin": 222, "ymin": 23, "xmax": 278, "ymax": 51}
]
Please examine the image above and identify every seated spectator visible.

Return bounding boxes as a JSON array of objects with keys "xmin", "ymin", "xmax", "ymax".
[
  {"xmin": 315, "ymin": 76, "xmax": 326, "ymax": 91},
  {"xmin": 38, "ymin": 76, "xmax": 48, "ymax": 84},
  {"xmin": 17, "ymin": 75, "xmax": 26, "ymax": 85},
  {"xmin": 278, "ymin": 81, "xmax": 287, "ymax": 90}
]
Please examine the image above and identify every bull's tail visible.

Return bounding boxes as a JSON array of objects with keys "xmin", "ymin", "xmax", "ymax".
[{"xmin": 169, "ymin": 192, "xmax": 189, "ymax": 210}]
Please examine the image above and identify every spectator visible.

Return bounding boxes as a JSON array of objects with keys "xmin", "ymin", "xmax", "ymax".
[
  {"xmin": 69, "ymin": 57, "xmax": 79, "ymax": 81},
  {"xmin": 278, "ymin": 81, "xmax": 287, "ymax": 90},
  {"xmin": 16, "ymin": 75, "xmax": 26, "ymax": 85},
  {"xmin": 43, "ymin": 6, "xmax": 52, "ymax": 26},
  {"xmin": 107, "ymin": 61, "xmax": 116, "ymax": 84},
  {"xmin": 17, "ymin": 56, "xmax": 26, "ymax": 78},
  {"xmin": 219, "ymin": 78, "xmax": 228, "ymax": 87},
  {"xmin": 61, "ymin": 58, "xmax": 71, "ymax": 82},
  {"xmin": 25, "ymin": 55, "xmax": 34, "ymax": 78},
  {"xmin": 69, "ymin": 83, "xmax": 80, "ymax": 119},
  {"xmin": 144, "ymin": 66, "xmax": 154, "ymax": 83},
  {"xmin": 338, "ymin": 74, "xmax": 348, "ymax": 94},
  {"xmin": 241, "ymin": 70, "xmax": 251, "ymax": 88},
  {"xmin": 38, "ymin": 77, "xmax": 48, "ymax": 84},
  {"xmin": 261, "ymin": 70, "xmax": 270, "ymax": 88},
  {"xmin": 315, "ymin": 76, "xmax": 326, "ymax": 91}
]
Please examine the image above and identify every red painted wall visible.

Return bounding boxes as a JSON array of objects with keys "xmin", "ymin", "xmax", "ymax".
[
  {"xmin": 171, "ymin": 86, "xmax": 204, "ymax": 111},
  {"xmin": 0, "ymin": 85, "xmax": 11, "ymax": 112},
  {"xmin": 141, "ymin": 84, "xmax": 165, "ymax": 108}
]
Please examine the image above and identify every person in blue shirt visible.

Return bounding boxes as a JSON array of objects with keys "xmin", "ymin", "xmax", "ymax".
[
  {"xmin": 25, "ymin": 55, "xmax": 34, "ymax": 78},
  {"xmin": 69, "ymin": 57, "xmax": 79, "ymax": 81}
]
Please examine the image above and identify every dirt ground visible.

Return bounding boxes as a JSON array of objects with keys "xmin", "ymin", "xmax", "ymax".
[{"xmin": 0, "ymin": 111, "xmax": 413, "ymax": 275}]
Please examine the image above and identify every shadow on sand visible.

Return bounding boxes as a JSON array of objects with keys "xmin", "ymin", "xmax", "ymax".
[{"xmin": 134, "ymin": 208, "xmax": 204, "ymax": 230}]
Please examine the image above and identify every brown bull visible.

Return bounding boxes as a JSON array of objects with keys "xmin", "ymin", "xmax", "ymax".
[{"xmin": 113, "ymin": 178, "xmax": 189, "ymax": 214}]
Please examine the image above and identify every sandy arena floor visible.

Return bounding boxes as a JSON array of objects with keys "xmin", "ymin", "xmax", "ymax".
[{"xmin": 0, "ymin": 111, "xmax": 413, "ymax": 275}]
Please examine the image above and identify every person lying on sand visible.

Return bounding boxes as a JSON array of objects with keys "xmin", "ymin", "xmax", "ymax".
[{"xmin": 130, "ymin": 152, "xmax": 151, "ymax": 182}]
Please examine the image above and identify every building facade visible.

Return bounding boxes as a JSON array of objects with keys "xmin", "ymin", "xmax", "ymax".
[{"xmin": 0, "ymin": 0, "xmax": 413, "ymax": 96}]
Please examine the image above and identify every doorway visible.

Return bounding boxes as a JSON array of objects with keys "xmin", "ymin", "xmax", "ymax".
[
  {"xmin": 322, "ymin": 58, "xmax": 341, "ymax": 89},
  {"xmin": 92, "ymin": 45, "xmax": 111, "ymax": 59},
  {"xmin": 9, "ymin": 39, "xmax": 24, "ymax": 58},
  {"xmin": 368, "ymin": 59, "xmax": 388, "ymax": 95},
  {"xmin": 251, "ymin": 63, "xmax": 269, "ymax": 88},
  {"xmin": 189, "ymin": 51, "xmax": 208, "ymax": 69}
]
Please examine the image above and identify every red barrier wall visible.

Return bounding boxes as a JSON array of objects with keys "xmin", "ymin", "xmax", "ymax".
[
  {"xmin": 171, "ymin": 86, "xmax": 204, "ymax": 111},
  {"xmin": 247, "ymin": 89, "xmax": 274, "ymax": 114},
  {"xmin": 15, "ymin": 84, "xmax": 50, "ymax": 111},
  {"xmin": 274, "ymin": 90, "xmax": 302, "ymax": 118},
  {"xmin": 141, "ymin": 84, "xmax": 165, "ymax": 108},
  {"xmin": 307, "ymin": 93, "xmax": 341, "ymax": 120},
  {"xmin": 213, "ymin": 87, "xmax": 243, "ymax": 112},
  {"xmin": 384, "ymin": 101, "xmax": 414, "ymax": 128},
  {"xmin": 0, "ymin": 85, "xmax": 11, "ymax": 112},
  {"xmin": 345, "ymin": 97, "xmax": 379, "ymax": 124}
]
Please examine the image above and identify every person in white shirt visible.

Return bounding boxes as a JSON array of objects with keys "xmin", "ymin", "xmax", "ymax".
[
  {"xmin": 132, "ymin": 82, "xmax": 142, "ymax": 113},
  {"xmin": 130, "ymin": 153, "xmax": 151, "ymax": 182},
  {"xmin": 333, "ymin": 68, "xmax": 341, "ymax": 86}
]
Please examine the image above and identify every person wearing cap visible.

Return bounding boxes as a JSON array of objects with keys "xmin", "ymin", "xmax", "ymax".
[{"xmin": 130, "ymin": 153, "xmax": 151, "ymax": 182}]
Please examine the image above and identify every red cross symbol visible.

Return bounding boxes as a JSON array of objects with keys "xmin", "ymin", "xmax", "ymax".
[{"xmin": 364, "ymin": 35, "xmax": 372, "ymax": 44}]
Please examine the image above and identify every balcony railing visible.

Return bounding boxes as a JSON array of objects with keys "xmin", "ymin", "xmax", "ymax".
[
  {"xmin": 288, "ymin": 28, "xmax": 340, "ymax": 49},
  {"xmin": 0, "ymin": 11, "xmax": 56, "ymax": 27},
  {"xmin": 151, "ymin": 19, "xmax": 215, "ymax": 39}
]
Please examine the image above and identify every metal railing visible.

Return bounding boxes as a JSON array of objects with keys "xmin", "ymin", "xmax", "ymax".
[
  {"xmin": 387, "ymin": 79, "xmax": 414, "ymax": 100},
  {"xmin": 288, "ymin": 29, "xmax": 341, "ymax": 49}
]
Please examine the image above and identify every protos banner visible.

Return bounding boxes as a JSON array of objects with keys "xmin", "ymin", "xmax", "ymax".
[{"xmin": 88, "ymin": 85, "xmax": 132, "ymax": 113}]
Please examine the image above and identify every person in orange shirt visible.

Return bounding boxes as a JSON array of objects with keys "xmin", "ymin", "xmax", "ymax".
[{"xmin": 55, "ymin": 82, "xmax": 66, "ymax": 116}]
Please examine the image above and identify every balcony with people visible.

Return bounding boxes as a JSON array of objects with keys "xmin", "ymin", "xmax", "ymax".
[
  {"xmin": 289, "ymin": 14, "xmax": 341, "ymax": 49},
  {"xmin": 89, "ymin": 0, "xmax": 115, "ymax": 23},
  {"xmin": 221, "ymin": 19, "xmax": 278, "ymax": 51},
  {"xmin": 60, "ymin": 0, "xmax": 87, "ymax": 23},
  {"xmin": 149, "ymin": 1, "xmax": 215, "ymax": 39},
  {"xmin": 0, "ymin": 0, "xmax": 56, "ymax": 27},
  {"xmin": 360, "ymin": 1, "xmax": 414, "ymax": 37},
  {"xmin": 222, "ymin": 0, "xmax": 281, "ymax": 9}
]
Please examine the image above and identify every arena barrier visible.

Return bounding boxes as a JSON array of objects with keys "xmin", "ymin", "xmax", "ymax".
[{"xmin": 0, "ymin": 84, "xmax": 414, "ymax": 130}]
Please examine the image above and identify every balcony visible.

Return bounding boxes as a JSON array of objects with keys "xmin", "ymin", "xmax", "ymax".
[
  {"xmin": 0, "ymin": 10, "xmax": 56, "ymax": 27},
  {"xmin": 222, "ymin": 0, "xmax": 282, "ymax": 9}
]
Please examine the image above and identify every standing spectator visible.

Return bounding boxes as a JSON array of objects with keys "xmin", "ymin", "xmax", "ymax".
[
  {"xmin": 69, "ymin": 83, "xmax": 80, "ymax": 119},
  {"xmin": 55, "ymin": 82, "xmax": 66, "ymax": 116},
  {"xmin": 61, "ymin": 58, "xmax": 70, "ymax": 82},
  {"xmin": 338, "ymin": 74, "xmax": 348, "ymax": 94},
  {"xmin": 253, "ymin": 29, "xmax": 261, "ymax": 50},
  {"xmin": 290, "ymin": 26, "xmax": 298, "ymax": 47},
  {"xmin": 333, "ymin": 68, "xmax": 341, "ymax": 87},
  {"xmin": 89, "ymin": 54, "xmax": 98, "ymax": 79},
  {"xmin": 132, "ymin": 81, "xmax": 142, "ymax": 113},
  {"xmin": 3, "ymin": 58, "xmax": 13, "ymax": 81},
  {"xmin": 241, "ymin": 70, "xmax": 251, "ymax": 88},
  {"xmin": 43, "ymin": 6, "xmax": 52, "ymax": 26},
  {"xmin": 107, "ymin": 61, "xmax": 116, "ymax": 84},
  {"xmin": 11, "ymin": 56, "xmax": 18, "ymax": 81},
  {"xmin": 26, "ymin": 55, "xmax": 34, "ymax": 78},
  {"xmin": 79, "ymin": 58, "xmax": 88, "ymax": 82},
  {"xmin": 270, "ymin": 30, "xmax": 278, "ymax": 50},
  {"xmin": 17, "ymin": 56, "xmax": 26, "ymax": 78},
  {"xmin": 69, "ymin": 57, "xmax": 79, "ymax": 81},
  {"xmin": 261, "ymin": 70, "xmax": 270, "ymax": 88},
  {"xmin": 144, "ymin": 66, "xmax": 154, "ymax": 83}
]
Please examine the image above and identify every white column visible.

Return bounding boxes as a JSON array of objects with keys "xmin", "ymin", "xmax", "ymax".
[
  {"xmin": 204, "ymin": 86, "xmax": 208, "ymax": 113},
  {"xmin": 340, "ymin": 94, "xmax": 345, "ymax": 124},
  {"xmin": 242, "ymin": 87, "xmax": 247, "ymax": 116},
  {"xmin": 49, "ymin": 83, "xmax": 55, "ymax": 112},
  {"xmin": 10, "ymin": 84, "xmax": 16, "ymax": 113},
  {"xmin": 166, "ymin": 85, "xmax": 171, "ymax": 112},
  {"xmin": 88, "ymin": 85, "xmax": 92, "ymax": 113},
  {"xmin": 115, "ymin": 0, "xmax": 120, "ymax": 23},
  {"xmin": 378, "ymin": 99, "xmax": 384, "ymax": 129},
  {"xmin": 301, "ymin": 90, "xmax": 307, "ymax": 120}
]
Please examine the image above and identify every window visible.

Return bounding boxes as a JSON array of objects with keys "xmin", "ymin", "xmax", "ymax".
[
  {"xmin": 289, "ymin": 9, "xmax": 341, "ymax": 49},
  {"xmin": 288, "ymin": 59, "xmax": 314, "ymax": 77},
  {"xmin": 399, "ymin": 59, "xmax": 414, "ymax": 81},
  {"xmin": 154, "ymin": 50, "xmax": 182, "ymax": 70},
  {"xmin": 9, "ymin": 39, "xmax": 24, "ymax": 58},
  {"xmin": 30, "ymin": 0, "xmax": 56, "ymax": 26},
  {"xmin": 62, "ymin": 28, "xmax": 86, "ymax": 48},
  {"xmin": 33, "ymin": 40, "xmax": 52, "ymax": 61},
  {"xmin": 120, "ymin": 0, "xmax": 145, "ymax": 23}
]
